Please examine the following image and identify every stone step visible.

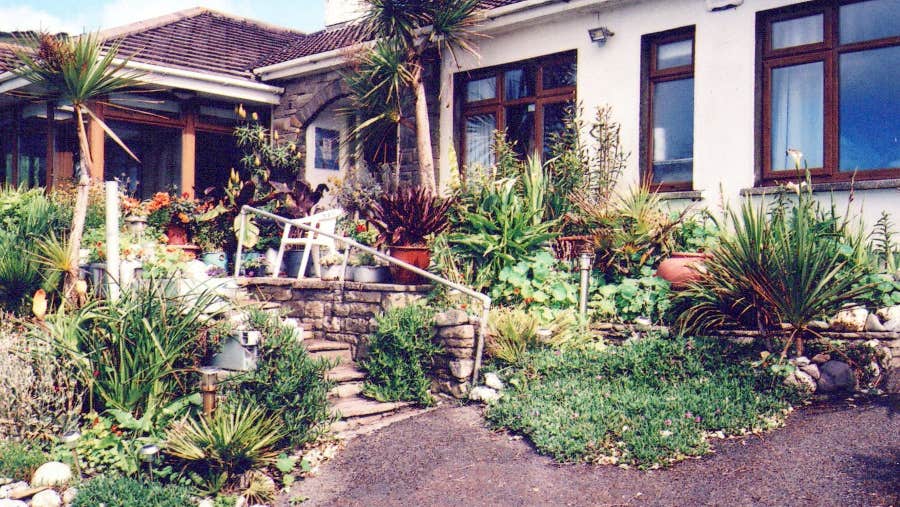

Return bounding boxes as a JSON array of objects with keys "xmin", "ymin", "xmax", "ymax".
[
  {"xmin": 308, "ymin": 348, "xmax": 352, "ymax": 365},
  {"xmin": 328, "ymin": 381, "xmax": 364, "ymax": 399},
  {"xmin": 332, "ymin": 406, "xmax": 434, "ymax": 439},
  {"xmin": 329, "ymin": 395, "xmax": 411, "ymax": 419},
  {"xmin": 303, "ymin": 339, "xmax": 351, "ymax": 352},
  {"xmin": 326, "ymin": 364, "xmax": 367, "ymax": 383}
]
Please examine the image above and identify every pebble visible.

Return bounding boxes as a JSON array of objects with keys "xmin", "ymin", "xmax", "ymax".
[
  {"xmin": 484, "ymin": 372, "xmax": 504, "ymax": 391},
  {"xmin": 469, "ymin": 386, "xmax": 500, "ymax": 403},
  {"xmin": 29, "ymin": 490, "xmax": 61, "ymax": 507}
]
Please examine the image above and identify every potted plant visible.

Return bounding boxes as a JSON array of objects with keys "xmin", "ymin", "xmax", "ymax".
[
  {"xmin": 344, "ymin": 220, "xmax": 388, "ymax": 283},
  {"xmin": 319, "ymin": 252, "xmax": 346, "ymax": 281},
  {"xmin": 368, "ymin": 187, "xmax": 454, "ymax": 284},
  {"xmin": 194, "ymin": 216, "xmax": 229, "ymax": 269}
]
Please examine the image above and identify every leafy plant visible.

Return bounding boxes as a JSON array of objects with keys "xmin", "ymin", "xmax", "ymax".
[
  {"xmin": 165, "ymin": 400, "xmax": 286, "ymax": 495},
  {"xmin": 486, "ymin": 308, "xmax": 542, "ymax": 365},
  {"xmin": 72, "ymin": 475, "xmax": 193, "ymax": 507},
  {"xmin": 361, "ymin": 305, "xmax": 440, "ymax": 405},
  {"xmin": 0, "ymin": 441, "xmax": 46, "ymax": 480},
  {"xmin": 228, "ymin": 310, "xmax": 335, "ymax": 447},
  {"xmin": 869, "ymin": 211, "xmax": 899, "ymax": 274},
  {"xmin": 367, "ymin": 186, "xmax": 455, "ymax": 246},
  {"xmin": 589, "ymin": 269, "xmax": 673, "ymax": 324},
  {"xmin": 491, "ymin": 251, "xmax": 577, "ymax": 308}
]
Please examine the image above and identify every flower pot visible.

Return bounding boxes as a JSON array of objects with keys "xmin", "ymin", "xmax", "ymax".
[
  {"xmin": 166, "ymin": 222, "xmax": 189, "ymax": 245},
  {"xmin": 389, "ymin": 245, "xmax": 430, "ymax": 285},
  {"xmin": 352, "ymin": 265, "xmax": 390, "ymax": 283},
  {"xmin": 124, "ymin": 215, "xmax": 148, "ymax": 234},
  {"xmin": 656, "ymin": 252, "xmax": 711, "ymax": 290},
  {"xmin": 283, "ymin": 250, "xmax": 304, "ymax": 278},
  {"xmin": 321, "ymin": 264, "xmax": 344, "ymax": 281},
  {"xmin": 202, "ymin": 251, "xmax": 227, "ymax": 270}
]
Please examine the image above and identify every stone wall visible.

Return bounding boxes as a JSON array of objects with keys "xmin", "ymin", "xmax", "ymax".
[
  {"xmin": 431, "ymin": 309, "xmax": 479, "ymax": 399},
  {"xmin": 242, "ymin": 278, "xmax": 429, "ymax": 358}
]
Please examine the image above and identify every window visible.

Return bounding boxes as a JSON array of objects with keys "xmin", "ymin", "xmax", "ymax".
[
  {"xmin": 457, "ymin": 51, "xmax": 576, "ymax": 173},
  {"xmin": 641, "ymin": 27, "xmax": 695, "ymax": 192},
  {"xmin": 758, "ymin": 0, "xmax": 900, "ymax": 183}
]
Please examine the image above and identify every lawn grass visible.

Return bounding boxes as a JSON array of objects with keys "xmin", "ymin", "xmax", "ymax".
[{"xmin": 484, "ymin": 336, "xmax": 803, "ymax": 468}]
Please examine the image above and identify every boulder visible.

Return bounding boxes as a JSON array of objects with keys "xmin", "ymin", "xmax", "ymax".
[
  {"xmin": 876, "ymin": 305, "xmax": 900, "ymax": 323},
  {"xmin": 865, "ymin": 314, "xmax": 886, "ymax": 332},
  {"xmin": 883, "ymin": 318, "xmax": 900, "ymax": 332},
  {"xmin": 469, "ymin": 386, "xmax": 500, "ymax": 403},
  {"xmin": 817, "ymin": 360, "xmax": 857, "ymax": 393},
  {"xmin": 29, "ymin": 490, "xmax": 61, "ymax": 507},
  {"xmin": 784, "ymin": 370, "xmax": 817, "ymax": 393},
  {"xmin": 830, "ymin": 306, "xmax": 868, "ymax": 332},
  {"xmin": 484, "ymin": 372, "xmax": 504, "ymax": 391},
  {"xmin": 30, "ymin": 463, "xmax": 71, "ymax": 488}
]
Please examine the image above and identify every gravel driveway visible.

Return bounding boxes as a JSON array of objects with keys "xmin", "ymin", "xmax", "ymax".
[{"xmin": 290, "ymin": 396, "xmax": 899, "ymax": 506}]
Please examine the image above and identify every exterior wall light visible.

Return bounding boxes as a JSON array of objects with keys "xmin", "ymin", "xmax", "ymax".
[{"xmin": 588, "ymin": 27, "xmax": 614, "ymax": 45}]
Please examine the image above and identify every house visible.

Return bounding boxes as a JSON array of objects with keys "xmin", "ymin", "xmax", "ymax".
[{"xmin": 0, "ymin": 0, "xmax": 897, "ymax": 225}]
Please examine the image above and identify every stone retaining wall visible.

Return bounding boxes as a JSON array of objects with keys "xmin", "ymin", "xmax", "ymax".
[
  {"xmin": 241, "ymin": 278, "xmax": 430, "ymax": 358},
  {"xmin": 431, "ymin": 309, "xmax": 479, "ymax": 399}
]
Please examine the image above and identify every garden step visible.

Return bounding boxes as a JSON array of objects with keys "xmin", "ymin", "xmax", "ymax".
[
  {"xmin": 308, "ymin": 348, "xmax": 352, "ymax": 364},
  {"xmin": 329, "ymin": 396, "xmax": 411, "ymax": 419},
  {"xmin": 326, "ymin": 365, "xmax": 367, "ymax": 383},
  {"xmin": 303, "ymin": 339, "xmax": 351, "ymax": 352},
  {"xmin": 329, "ymin": 381, "xmax": 364, "ymax": 399},
  {"xmin": 331, "ymin": 405, "xmax": 427, "ymax": 438}
]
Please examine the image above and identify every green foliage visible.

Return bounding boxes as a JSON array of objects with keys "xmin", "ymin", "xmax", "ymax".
[
  {"xmin": 228, "ymin": 311, "xmax": 335, "ymax": 448},
  {"xmin": 589, "ymin": 269, "xmax": 673, "ymax": 324},
  {"xmin": 72, "ymin": 475, "xmax": 193, "ymax": 507},
  {"xmin": 367, "ymin": 186, "xmax": 455, "ymax": 246},
  {"xmin": 164, "ymin": 400, "xmax": 286, "ymax": 496},
  {"xmin": 362, "ymin": 305, "xmax": 440, "ymax": 405},
  {"xmin": 677, "ymin": 184, "xmax": 873, "ymax": 356},
  {"xmin": 492, "ymin": 251, "xmax": 577, "ymax": 308},
  {"xmin": 57, "ymin": 412, "xmax": 141, "ymax": 476},
  {"xmin": 671, "ymin": 210, "xmax": 719, "ymax": 253},
  {"xmin": 486, "ymin": 308, "xmax": 541, "ymax": 365},
  {"xmin": 0, "ymin": 441, "xmax": 46, "ymax": 480},
  {"xmin": 486, "ymin": 336, "xmax": 802, "ymax": 467},
  {"xmin": 869, "ymin": 211, "xmax": 899, "ymax": 274}
]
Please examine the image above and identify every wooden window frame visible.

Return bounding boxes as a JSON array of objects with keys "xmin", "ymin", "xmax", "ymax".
[
  {"xmin": 455, "ymin": 51, "xmax": 576, "ymax": 173},
  {"xmin": 756, "ymin": 0, "xmax": 900, "ymax": 185},
  {"xmin": 640, "ymin": 26, "xmax": 696, "ymax": 193}
]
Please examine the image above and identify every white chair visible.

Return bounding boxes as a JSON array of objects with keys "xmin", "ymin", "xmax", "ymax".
[{"xmin": 272, "ymin": 208, "xmax": 345, "ymax": 280}]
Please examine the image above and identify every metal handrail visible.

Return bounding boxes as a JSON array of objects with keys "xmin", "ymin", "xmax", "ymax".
[{"xmin": 235, "ymin": 205, "xmax": 492, "ymax": 385}]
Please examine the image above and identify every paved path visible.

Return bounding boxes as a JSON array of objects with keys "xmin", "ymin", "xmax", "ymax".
[{"xmin": 291, "ymin": 396, "xmax": 899, "ymax": 506}]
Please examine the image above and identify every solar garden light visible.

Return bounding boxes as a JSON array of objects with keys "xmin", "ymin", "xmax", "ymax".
[
  {"xmin": 61, "ymin": 430, "xmax": 82, "ymax": 479},
  {"xmin": 200, "ymin": 368, "xmax": 220, "ymax": 416},
  {"xmin": 139, "ymin": 444, "xmax": 160, "ymax": 480},
  {"xmin": 578, "ymin": 251, "xmax": 595, "ymax": 319}
]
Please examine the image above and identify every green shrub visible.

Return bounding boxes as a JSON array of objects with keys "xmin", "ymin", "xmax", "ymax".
[
  {"xmin": 362, "ymin": 305, "xmax": 440, "ymax": 405},
  {"xmin": 486, "ymin": 336, "xmax": 801, "ymax": 468},
  {"xmin": 491, "ymin": 251, "xmax": 577, "ymax": 309},
  {"xmin": 589, "ymin": 268, "xmax": 673, "ymax": 324},
  {"xmin": 486, "ymin": 308, "xmax": 541, "ymax": 365},
  {"xmin": 72, "ymin": 475, "xmax": 193, "ymax": 507},
  {"xmin": 0, "ymin": 441, "xmax": 46, "ymax": 480},
  {"xmin": 229, "ymin": 310, "xmax": 334, "ymax": 447},
  {"xmin": 165, "ymin": 400, "xmax": 285, "ymax": 495}
]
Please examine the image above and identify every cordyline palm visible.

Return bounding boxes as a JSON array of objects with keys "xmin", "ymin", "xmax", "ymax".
[
  {"xmin": 362, "ymin": 0, "xmax": 483, "ymax": 189},
  {"xmin": 13, "ymin": 32, "xmax": 142, "ymax": 301}
]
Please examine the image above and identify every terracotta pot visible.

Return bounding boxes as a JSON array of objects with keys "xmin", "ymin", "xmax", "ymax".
[
  {"xmin": 389, "ymin": 245, "xmax": 430, "ymax": 285},
  {"xmin": 656, "ymin": 252, "xmax": 712, "ymax": 289},
  {"xmin": 166, "ymin": 222, "xmax": 189, "ymax": 245}
]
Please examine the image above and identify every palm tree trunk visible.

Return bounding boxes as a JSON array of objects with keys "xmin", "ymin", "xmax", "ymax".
[
  {"xmin": 411, "ymin": 63, "xmax": 436, "ymax": 190},
  {"xmin": 63, "ymin": 107, "xmax": 93, "ymax": 302}
]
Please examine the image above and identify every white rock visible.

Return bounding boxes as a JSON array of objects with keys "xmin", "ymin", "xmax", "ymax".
[
  {"xmin": 792, "ymin": 356, "xmax": 810, "ymax": 367},
  {"xmin": 197, "ymin": 499, "xmax": 215, "ymax": 507},
  {"xmin": 30, "ymin": 463, "xmax": 72, "ymax": 488},
  {"xmin": 0, "ymin": 500, "xmax": 27, "ymax": 507},
  {"xmin": 61, "ymin": 488, "xmax": 77, "ymax": 505},
  {"xmin": 30, "ymin": 490, "xmax": 61, "ymax": 507},
  {"xmin": 830, "ymin": 306, "xmax": 868, "ymax": 332},
  {"xmin": 883, "ymin": 318, "xmax": 900, "ymax": 332},
  {"xmin": 0, "ymin": 482, "xmax": 27, "ymax": 499},
  {"xmin": 784, "ymin": 370, "xmax": 817, "ymax": 393},
  {"xmin": 469, "ymin": 386, "xmax": 500, "ymax": 403},
  {"xmin": 809, "ymin": 320, "xmax": 830, "ymax": 331},
  {"xmin": 865, "ymin": 314, "xmax": 886, "ymax": 332},
  {"xmin": 876, "ymin": 305, "xmax": 900, "ymax": 323},
  {"xmin": 483, "ymin": 372, "xmax": 504, "ymax": 391},
  {"xmin": 800, "ymin": 363, "xmax": 821, "ymax": 380}
]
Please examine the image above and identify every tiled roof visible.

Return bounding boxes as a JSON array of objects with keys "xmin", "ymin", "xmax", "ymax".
[
  {"xmin": 257, "ymin": 0, "xmax": 528, "ymax": 69},
  {"xmin": 106, "ymin": 9, "xmax": 304, "ymax": 79},
  {"xmin": 0, "ymin": 44, "xmax": 20, "ymax": 72}
]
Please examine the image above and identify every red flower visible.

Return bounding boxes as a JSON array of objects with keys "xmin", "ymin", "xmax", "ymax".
[{"xmin": 355, "ymin": 223, "xmax": 367, "ymax": 233}]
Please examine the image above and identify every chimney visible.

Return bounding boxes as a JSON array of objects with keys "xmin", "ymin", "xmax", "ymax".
[{"xmin": 324, "ymin": 0, "xmax": 368, "ymax": 26}]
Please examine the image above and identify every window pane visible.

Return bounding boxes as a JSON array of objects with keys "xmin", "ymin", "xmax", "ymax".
[
  {"xmin": 657, "ymin": 39, "xmax": 693, "ymax": 70},
  {"xmin": 652, "ymin": 78, "xmax": 694, "ymax": 184},
  {"xmin": 772, "ymin": 14, "xmax": 824, "ymax": 50},
  {"xmin": 840, "ymin": 0, "xmax": 900, "ymax": 44},
  {"xmin": 105, "ymin": 121, "xmax": 182, "ymax": 198},
  {"xmin": 504, "ymin": 66, "xmax": 536, "ymax": 100},
  {"xmin": 506, "ymin": 103, "xmax": 536, "ymax": 158},
  {"xmin": 840, "ymin": 45, "xmax": 900, "ymax": 172},
  {"xmin": 465, "ymin": 113, "xmax": 496, "ymax": 170},
  {"xmin": 542, "ymin": 58, "xmax": 577, "ymax": 89},
  {"xmin": 770, "ymin": 62, "xmax": 824, "ymax": 171},
  {"xmin": 466, "ymin": 77, "xmax": 496, "ymax": 102},
  {"xmin": 542, "ymin": 101, "xmax": 574, "ymax": 159}
]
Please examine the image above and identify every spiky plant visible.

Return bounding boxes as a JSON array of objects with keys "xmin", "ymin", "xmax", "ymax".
[
  {"xmin": 12, "ymin": 32, "xmax": 142, "ymax": 302},
  {"xmin": 367, "ymin": 186, "xmax": 455, "ymax": 246}
]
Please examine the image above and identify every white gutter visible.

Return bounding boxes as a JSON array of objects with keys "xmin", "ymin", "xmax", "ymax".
[
  {"xmin": 0, "ymin": 59, "xmax": 284, "ymax": 105},
  {"xmin": 254, "ymin": 0, "xmax": 634, "ymax": 82}
]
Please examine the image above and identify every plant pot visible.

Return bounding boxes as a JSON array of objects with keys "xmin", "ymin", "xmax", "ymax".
[
  {"xmin": 166, "ymin": 222, "xmax": 189, "ymax": 245},
  {"xmin": 124, "ymin": 215, "xmax": 148, "ymax": 234},
  {"xmin": 389, "ymin": 245, "xmax": 430, "ymax": 285},
  {"xmin": 282, "ymin": 250, "xmax": 304, "ymax": 278},
  {"xmin": 656, "ymin": 251, "xmax": 712, "ymax": 290},
  {"xmin": 202, "ymin": 251, "xmax": 227, "ymax": 270},
  {"xmin": 352, "ymin": 265, "xmax": 390, "ymax": 283},
  {"xmin": 321, "ymin": 264, "xmax": 344, "ymax": 281}
]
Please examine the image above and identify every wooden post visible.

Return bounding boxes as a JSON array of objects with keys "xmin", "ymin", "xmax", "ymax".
[
  {"xmin": 105, "ymin": 181, "xmax": 120, "ymax": 301},
  {"xmin": 180, "ymin": 109, "xmax": 196, "ymax": 197},
  {"xmin": 46, "ymin": 102, "xmax": 55, "ymax": 189},
  {"xmin": 87, "ymin": 103, "xmax": 104, "ymax": 181}
]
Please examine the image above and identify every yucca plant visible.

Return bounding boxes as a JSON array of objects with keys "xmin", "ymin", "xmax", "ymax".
[
  {"xmin": 165, "ymin": 400, "xmax": 285, "ymax": 495},
  {"xmin": 677, "ymin": 183, "xmax": 873, "ymax": 357},
  {"xmin": 367, "ymin": 186, "xmax": 455, "ymax": 246},
  {"xmin": 486, "ymin": 308, "xmax": 542, "ymax": 364}
]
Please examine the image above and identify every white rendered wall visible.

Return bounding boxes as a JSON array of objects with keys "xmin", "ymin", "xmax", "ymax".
[{"xmin": 437, "ymin": 0, "xmax": 899, "ymax": 228}]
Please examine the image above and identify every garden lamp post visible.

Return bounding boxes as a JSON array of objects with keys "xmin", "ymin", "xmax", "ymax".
[
  {"xmin": 139, "ymin": 444, "xmax": 160, "ymax": 480},
  {"xmin": 578, "ymin": 251, "xmax": 595, "ymax": 319},
  {"xmin": 61, "ymin": 430, "xmax": 81, "ymax": 479},
  {"xmin": 200, "ymin": 368, "xmax": 220, "ymax": 416}
]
